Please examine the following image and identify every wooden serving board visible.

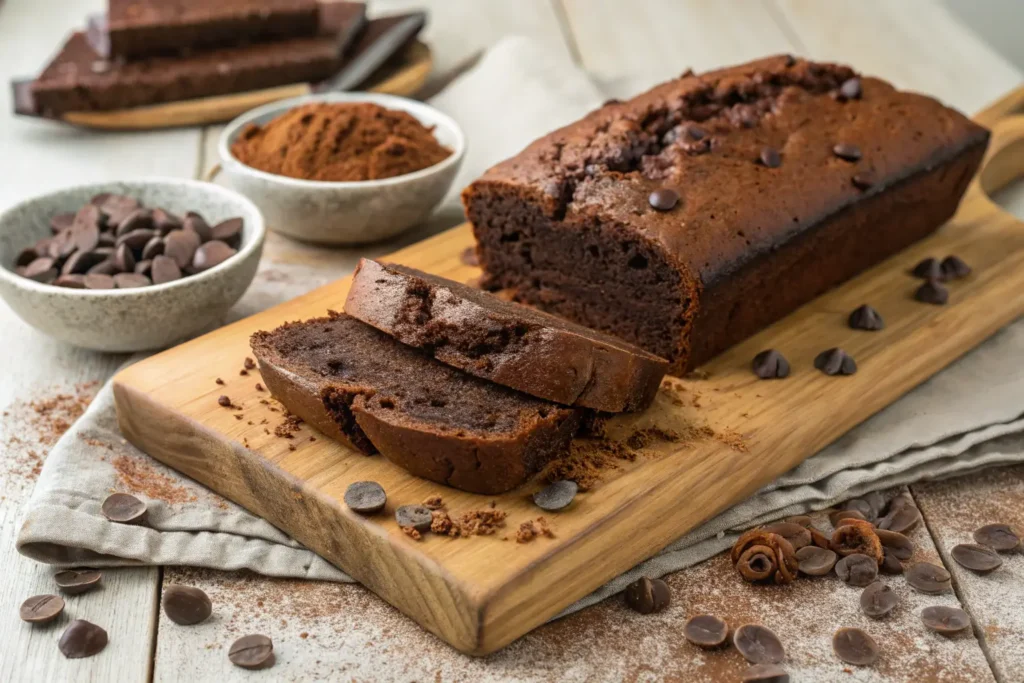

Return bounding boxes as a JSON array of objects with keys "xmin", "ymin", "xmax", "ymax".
[
  {"xmin": 58, "ymin": 41, "xmax": 432, "ymax": 130},
  {"xmin": 113, "ymin": 89, "xmax": 1024, "ymax": 655}
]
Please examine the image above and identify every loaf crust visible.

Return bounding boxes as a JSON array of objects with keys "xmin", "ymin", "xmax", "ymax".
[
  {"xmin": 463, "ymin": 56, "xmax": 990, "ymax": 374},
  {"xmin": 251, "ymin": 312, "xmax": 583, "ymax": 494},
  {"xmin": 344, "ymin": 259, "xmax": 668, "ymax": 412}
]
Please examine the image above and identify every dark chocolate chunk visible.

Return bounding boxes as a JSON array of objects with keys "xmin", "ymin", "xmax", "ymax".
[
  {"xmin": 15, "ymin": 247, "xmax": 39, "ymax": 267},
  {"xmin": 58, "ymin": 620, "xmax": 108, "ymax": 659},
  {"xmin": 832, "ymin": 627, "xmax": 879, "ymax": 666},
  {"xmin": 759, "ymin": 147, "xmax": 781, "ymax": 168},
  {"xmin": 141, "ymin": 236, "xmax": 165, "ymax": 260},
  {"xmin": 533, "ymin": 480, "xmax": 578, "ymax": 511},
  {"xmin": 951, "ymin": 543, "xmax": 1002, "ymax": 573},
  {"xmin": 116, "ymin": 228, "xmax": 158, "ymax": 252},
  {"xmin": 114, "ymin": 273, "xmax": 152, "ymax": 289},
  {"xmin": 852, "ymin": 171, "xmax": 876, "ymax": 190},
  {"xmin": 940, "ymin": 255, "xmax": 971, "ymax": 280},
  {"xmin": 115, "ymin": 208, "xmax": 154, "ymax": 237},
  {"xmin": 87, "ymin": 260, "xmax": 120, "ymax": 276},
  {"xmin": 61, "ymin": 249, "xmax": 106, "ymax": 276},
  {"xmin": 683, "ymin": 614, "xmax": 729, "ymax": 647},
  {"xmin": 162, "ymin": 585, "xmax": 213, "ymax": 625},
  {"xmin": 914, "ymin": 279, "xmax": 948, "ymax": 305},
  {"xmin": 164, "ymin": 229, "xmax": 202, "ymax": 269},
  {"xmin": 814, "ymin": 348, "xmax": 857, "ymax": 376},
  {"xmin": 344, "ymin": 481, "xmax": 387, "ymax": 514},
  {"xmin": 875, "ymin": 529, "xmax": 914, "ymax": 561},
  {"xmin": 211, "ymin": 217, "xmax": 244, "ymax": 248},
  {"xmin": 151, "ymin": 255, "xmax": 183, "ymax": 284},
  {"xmin": 134, "ymin": 260, "xmax": 153, "ymax": 276},
  {"xmin": 152, "ymin": 208, "xmax": 183, "ymax": 234},
  {"xmin": 54, "ymin": 274, "xmax": 87, "ymax": 289},
  {"xmin": 921, "ymin": 606, "xmax": 970, "ymax": 634},
  {"xmin": 733, "ymin": 624, "xmax": 785, "ymax": 664},
  {"xmin": 228, "ymin": 634, "xmax": 274, "ymax": 669},
  {"xmin": 838, "ymin": 77, "xmax": 862, "ymax": 101},
  {"xmin": 83, "ymin": 273, "xmax": 116, "ymax": 290},
  {"xmin": 835, "ymin": 553, "xmax": 878, "ymax": 587},
  {"xmin": 184, "ymin": 212, "xmax": 213, "ymax": 242},
  {"xmin": 878, "ymin": 504, "xmax": 922, "ymax": 534},
  {"xmin": 973, "ymin": 523, "xmax": 1020, "ymax": 551},
  {"xmin": 96, "ymin": 194, "xmax": 141, "ymax": 226},
  {"xmin": 833, "ymin": 143, "xmax": 862, "ymax": 162},
  {"xmin": 54, "ymin": 569, "xmax": 102, "ymax": 595},
  {"xmin": 741, "ymin": 663, "xmax": 790, "ymax": 683},
  {"xmin": 191, "ymin": 240, "xmax": 237, "ymax": 272},
  {"xmin": 395, "ymin": 505, "xmax": 433, "ymax": 532},
  {"xmin": 22, "ymin": 257, "xmax": 58, "ymax": 283},
  {"xmin": 217, "ymin": 395, "xmax": 232, "ymax": 407},
  {"xmin": 101, "ymin": 492, "xmax": 147, "ymax": 524},
  {"xmin": 860, "ymin": 581, "xmax": 899, "ymax": 618},
  {"xmin": 648, "ymin": 188, "xmax": 680, "ymax": 211},
  {"xmin": 752, "ymin": 349, "xmax": 790, "ymax": 379},
  {"xmin": 848, "ymin": 304, "xmax": 884, "ymax": 331},
  {"xmin": 624, "ymin": 576, "xmax": 671, "ymax": 614},
  {"xmin": 906, "ymin": 562, "xmax": 952, "ymax": 594},
  {"xmin": 114, "ymin": 243, "xmax": 136, "ymax": 272},
  {"xmin": 20, "ymin": 594, "xmax": 65, "ymax": 624},
  {"xmin": 795, "ymin": 545, "xmax": 837, "ymax": 576},
  {"xmin": 880, "ymin": 548, "xmax": 904, "ymax": 575},
  {"xmin": 911, "ymin": 257, "xmax": 943, "ymax": 280}
]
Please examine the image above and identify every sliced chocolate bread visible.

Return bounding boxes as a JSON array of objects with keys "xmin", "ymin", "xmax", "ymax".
[
  {"xmin": 251, "ymin": 311, "xmax": 583, "ymax": 494},
  {"xmin": 344, "ymin": 259, "xmax": 669, "ymax": 412}
]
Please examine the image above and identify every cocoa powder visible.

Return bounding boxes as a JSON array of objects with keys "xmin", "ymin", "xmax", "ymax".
[{"xmin": 230, "ymin": 102, "xmax": 451, "ymax": 182}]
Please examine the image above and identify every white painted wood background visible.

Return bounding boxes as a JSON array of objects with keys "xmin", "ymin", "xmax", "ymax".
[{"xmin": 1, "ymin": 1, "xmax": 1022, "ymax": 681}]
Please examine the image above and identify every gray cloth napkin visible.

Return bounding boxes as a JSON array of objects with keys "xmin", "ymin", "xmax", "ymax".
[{"xmin": 17, "ymin": 37, "xmax": 1024, "ymax": 620}]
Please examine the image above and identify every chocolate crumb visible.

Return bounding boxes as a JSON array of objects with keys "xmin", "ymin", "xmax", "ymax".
[
  {"xmin": 215, "ymin": 378, "xmax": 225, "ymax": 385},
  {"xmin": 244, "ymin": 357, "xmax": 256, "ymax": 370},
  {"xmin": 400, "ymin": 526, "xmax": 421, "ymax": 541},
  {"xmin": 239, "ymin": 369, "xmax": 249, "ymax": 376},
  {"xmin": 217, "ymin": 395, "xmax": 232, "ymax": 408},
  {"xmin": 255, "ymin": 383, "xmax": 264, "ymax": 392}
]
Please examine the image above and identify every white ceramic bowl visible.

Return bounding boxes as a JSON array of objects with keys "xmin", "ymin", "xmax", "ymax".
[
  {"xmin": 0, "ymin": 179, "xmax": 265, "ymax": 352},
  {"xmin": 217, "ymin": 92, "xmax": 465, "ymax": 245}
]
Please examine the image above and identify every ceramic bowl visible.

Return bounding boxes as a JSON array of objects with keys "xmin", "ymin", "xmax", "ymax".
[
  {"xmin": 217, "ymin": 91, "xmax": 465, "ymax": 245},
  {"xmin": 0, "ymin": 179, "xmax": 265, "ymax": 352}
]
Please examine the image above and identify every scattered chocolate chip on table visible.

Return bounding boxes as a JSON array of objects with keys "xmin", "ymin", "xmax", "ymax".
[
  {"xmin": 733, "ymin": 624, "xmax": 785, "ymax": 664},
  {"xmin": 911, "ymin": 257, "xmax": 944, "ymax": 280},
  {"xmin": 228, "ymin": 634, "xmax": 274, "ymax": 669},
  {"xmin": 814, "ymin": 348, "xmax": 857, "ymax": 376},
  {"xmin": 973, "ymin": 523, "xmax": 1020, "ymax": 551},
  {"xmin": 19, "ymin": 594, "xmax": 65, "ymax": 624},
  {"xmin": 751, "ymin": 349, "xmax": 790, "ymax": 379},
  {"xmin": 58, "ymin": 620, "xmax": 109, "ymax": 659},
  {"xmin": 395, "ymin": 505, "xmax": 433, "ymax": 533},
  {"xmin": 875, "ymin": 528, "xmax": 915, "ymax": 560},
  {"xmin": 848, "ymin": 304, "xmax": 885, "ymax": 331},
  {"xmin": 54, "ymin": 568, "xmax": 102, "ymax": 595},
  {"xmin": 906, "ymin": 562, "xmax": 952, "ymax": 594},
  {"xmin": 162, "ymin": 585, "xmax": 213, "ymax": 625},
  {"xmin": 860, "ymin": 581, "xmax": 899, "ymax": 618},
  {"xmin": 835, "ymin": 553, "xmax": 879, "ymax": 587},
  {"xmin": 914, "ymin": 279, "xmax": 949, "ymax": 305},
  {"xmin": 940, "ymin": 254, "xmax": 971, "ymax": 280},
  {"xmin": 921, "ymin": 605, "xmax": 971, "ymax": 634},
  {"xmin": 951, "ymin": 543, "xmax": 1003, "ymax": 573},
  {"xmin": 832, "ymin": 627, "xmax": 879, "ymax": 666},
  {"xmin": 683, "ymin": 614, "xmax": 729, "ymax": 647},
  {"xmin": 624, "ymin": 576, "xmax": 671, "ymax": 614},
  {"xmin": 795, "ymin": 546, "xmax": 837, "ymax": 576},
  {"xmin": 532, "ymin": 480, "xmax": 578, "ymax": 511},
  {"xmin": 741, "ymin": 663, "xmax": 790, "ymax": 683}
]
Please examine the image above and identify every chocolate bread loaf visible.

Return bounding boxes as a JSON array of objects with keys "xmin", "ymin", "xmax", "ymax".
[
  {"xmin": 251, "ymin": 312, "xmax": 583, "ymax": 494},
  {"xmin": 344, "ymin": 259, "xmax": 668, "ymax": 412},
  {"xmin": 462, "ymin": 56, "xmax": 990, "ymax": 374}
]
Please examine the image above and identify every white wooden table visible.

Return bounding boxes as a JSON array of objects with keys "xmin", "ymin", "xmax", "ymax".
[{"xmin": 2, "ymin": 1, "xmax": 1023, "ymax": 680}]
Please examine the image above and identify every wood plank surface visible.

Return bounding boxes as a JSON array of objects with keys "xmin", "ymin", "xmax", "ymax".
[{"xmin": 114, "ymin": 100, "xmax": 1024, "ymax": 655}]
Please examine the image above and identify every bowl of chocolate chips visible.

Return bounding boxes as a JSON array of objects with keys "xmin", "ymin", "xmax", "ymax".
[{"xmin": 0, "ymin": 179, "xmax": 264, "ymax": 351}]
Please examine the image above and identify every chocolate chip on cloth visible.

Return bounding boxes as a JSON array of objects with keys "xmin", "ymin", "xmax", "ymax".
[
  {"xmin": 831, "ymin": 519, "xmax": 884, "ymax": 564},
  {"xmin": 101, "ymin": 492, "xmax": 147, "ymax": 525},
  {"xmin": 731, "ymin": 528, "xmax": 799, "ymax": 584},
  {"xmin": 814, "ymin": 348, "xmax": 857, "ymax": 376},
  {"xmin": 624, "ymin": 576, "xmax": 670, "ymax": 614},
  {"xmin": 751, "ymin": 349, "xmax": 790, "ymax": 379}
]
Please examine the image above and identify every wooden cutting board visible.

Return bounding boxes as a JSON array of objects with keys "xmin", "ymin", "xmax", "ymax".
[{"xmin": 113, "ymin": 87, "xmax": 1024, "ymax": 655}]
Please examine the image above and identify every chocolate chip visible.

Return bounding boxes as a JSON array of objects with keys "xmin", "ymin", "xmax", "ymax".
[
  {"xmin": 151, "ymin": 255, "xmax": 182, "ymax": 284},
  {"xmin": 141, "ymin": 236, "xmax": 165, "ymax": 260},
  {"xmin": 835, "ymin": 553, "xmax": 878, "ymax": 587},
  {"xmin": 906, "ymin": 562, "xmax": 952, "ymax": 594},
  {"xmin": 648, "ymin": 188, "xmax": 680, "ymax": 211},
  {"xmin": 101, "ymin": 492, "xmax": 147, "ymax": 524},
  {"xmin": 54, "ymin": 274, "xmax": 86, "ymax": 289},
  {"xmin": 115, "ymin": 208, "xmax": 154, "ymax": 237},
  {"xmin": 911, "ymin": 257, "xmax": 942, "ymax": 279},
  {"xmin": 22, "ymin": 257, "xmax": 58, "ymax": 283},
  {"xmin": 59, "ymin": 620, "xmax": 108, "ymax": 659},
  {"xmin": 838, "ymin": 77, "xmax": 862, "ymax": 101},
  {"xmin": 96, "ymin": 194, "xmax": 140, "ymax": 226},
  {"xmin": 49, "ymin": 229, "xmax": 78, "ymax": 259},
  {"xmin": 71, "ymin": 204, "xmax": 102, "ymax": 247},
  {"xmin": 880, "ymin": 548, "xmax": 904, "ymax": 574},
  {"xmin": 940, "ymin": 255, "xmax": 971, "ymax": 280},
  {"xmin": 114, "ymin": 272, "xmax": 151, "ymax": 289},
  {"xmin": 533, "ymin": 480, "xmax": 578, "ymax": 511},
  {"xmin": 98, "ymin": 232, "xmax": 116, "ymax": 247},
  {"xmin": 164, "ymin": 229, "xmax": 202, "ymax": 268},
  {"xmin": 61, "ymin": 249, "xmax": 105, "ymax": 276},
  {"xmin": 191, "ymin": 240, "xmax": 236, "ymax": 272},
  {"xmin": 878, "ymin": 504, "xmax": 922, "ymax": 534},
  {"xmin": 860, "ymin": 581, "xmax": 899, "ymax": 618},
  {"xmin": 15, "ymin": 247, "xmax": 39, "ymax": 267},
  {"xmin": 162, "ymin": 585, "xmax": 213, "ymax": 625},
  {"xmin": 830, "ymin": 508, "xmax": 869, "ymax": 527},
  {"xmin": 243, "ymin": 357, "xmax": 256, "ymax": 370},
  {"xmin": 848, "ymin": 304, "xmax": 884, "ymax": 331},
  {"xmin": 83, "ymin": 273, "xmax": 115, "ymax": 290},
  {"xmin": 217, "ymin": 395, "xmax": 232, "ymax": 407},
  {"xmin": 54, "ymin": 569, "xmax": 102, "ymax": 595},
  {"xmin": 183, "ymin": 212, "xmax": 213, "ymax": 242},
  {"xmin": 211, "ymin": 217, "xmax": 244, "ymax": 248},
  {"xmin": 624, "ymin": 576, "xmax": 671, "ymax": 614},
  {"xmin": 761, "ymin": 522, "xmax": 811, "ymax": 550},
  {"xmin": 733, "ymin": 624, "xmax": 785, "ymax": 664},
  {"xmin": 741, "ymin": 663, "xmax": 790, "ymax": 683},
  {"xmin": 784, "ymin": 515, "xmax": 812, "ymax": 527},
  {"xmin": 796, "ymin": 545, "xmax": 837, "ymax": 576},
  {"xmin": 134, "ymin": 260, "xmax": 153, "ymax": 276},
  {"xmin": 228, "ymin": 634, "xmax": 274, "ymax": 669},
  {"xmin": 914, "ymin": 279, "xmax": 948, "ymax": 305},
  {"xmin": 113, "ymin": 243, "xmax": 136, "ymax": 272},
  {"xmin": 833, "ymin": 143, "xmax": 862, "ymax": 162},
  {"xmin": 20, "ymin": 594, "xmax": 65, "ymax": 623},
  {"xmin": 875, "ymin": 529, "xmax": 914, "ymax": 560},
  {"xmin": 683, "ymin": 614, "xmax": 728, "ymax": 647},
  {"xmin": 832, "ymin": 627, "xmax": 878, "ymax": 666},
  {"xmin": 752, "ymin": 349, "xmax": 790, "ymax": 379},
  {"xmin": 852, "ymin": 171, "xmax": 876, "ymax": 190},
  {"xmin": 50, "ymin": 212, "xmax": 75, "ymax": 233},
  {"xmin": 759, "ymin": 147, "xmax": 781, "ymax": 168},
  {"xmin": 86, "ymin": 260, "xmax": 119, "ymax": 276},
  {"xmin": 152, "ymin": 208, "xmax": 183, "ymax": 234},
  {"xmin": 951, "ymin": 543, "xmax": 1002, "ymax": 573},
  {"xmin": 921, "ymin": 606, "xmax": 970, "ymax": 634},
  {"xmin": 395, "ymin": 505, "xmax": 433, "ymax": 532},
  {"xmin": 814, "ymin": 348, "xmax": 857, "ymax": 376},
  {"xmin": 973, "ymin": 523, "xmax": 1020, "ymax": 551},
  {"xmin": 116, "ymin": 228, "xmax": 157, "ymax": 252},
  {"xmin": 862, "ymin": 491, "xmax": 886, "ymax": 518},
  {"xmin": 344, "ymin": 481, "xmax": 386, "ymax": 514}
]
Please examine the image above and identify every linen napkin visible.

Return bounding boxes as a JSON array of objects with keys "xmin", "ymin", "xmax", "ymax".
[{"xmin": 17, "ymin": 36, "xmax": 1024, "ymax": 620}]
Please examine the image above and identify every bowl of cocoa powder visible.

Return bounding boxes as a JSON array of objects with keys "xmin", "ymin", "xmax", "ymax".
[{"xmin": 217, "ymin": 93, "xmax": 465, "ymax": 245}]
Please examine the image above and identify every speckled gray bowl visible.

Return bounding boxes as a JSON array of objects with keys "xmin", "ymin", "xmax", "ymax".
[
  {"xmin": 217, "ymin": 92, "xmax": 465, "ymax": 245},
  {"xmin": 0, "ymin": 179, "xmax": 265, "ymax": 352}
]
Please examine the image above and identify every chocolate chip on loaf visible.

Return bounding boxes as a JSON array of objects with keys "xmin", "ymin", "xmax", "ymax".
[{"xmin": 648, "ymin": 188, "xmax": 680, "ymax": 211}]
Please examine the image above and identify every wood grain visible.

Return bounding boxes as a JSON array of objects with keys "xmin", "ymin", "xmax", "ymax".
[
  {"xmin": 113, "ymin": 91, "xmax": 1024, "ymax": 654},
  {"xmin": 60, "ymin": 41, "xmax": 433, "ymax": 130}
]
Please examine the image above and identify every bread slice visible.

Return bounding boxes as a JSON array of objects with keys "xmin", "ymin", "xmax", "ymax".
[
  {"xmin": 250, "ymin": 311, "xmax": 583, "ymax": 494},
  {"xmin": 344, "ymin": 259, "xmax": 669, "ymax": 412}
]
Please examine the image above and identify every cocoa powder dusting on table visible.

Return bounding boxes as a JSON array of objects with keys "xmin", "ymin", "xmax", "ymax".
[{"xmin": 230, "ymin": 102, "xmax": 452, "ymax": 182}]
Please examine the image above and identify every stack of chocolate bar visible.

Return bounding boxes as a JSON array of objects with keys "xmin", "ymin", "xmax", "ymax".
[{"xmin": 13, "ymin": 0, "xmax": 425, "ymax": 118}]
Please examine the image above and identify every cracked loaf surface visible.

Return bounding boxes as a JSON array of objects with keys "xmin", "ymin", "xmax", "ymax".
[
  {"xmin": 251, "ymin": 311, "xmax": 582, "ymax": 494},
  {"xmin": 463, "ymin": 55, "xmax": 990, "ymax": 374},
  {"xmin": 344, "ymin": 258, "xmax": 668, "ymax": 412}
]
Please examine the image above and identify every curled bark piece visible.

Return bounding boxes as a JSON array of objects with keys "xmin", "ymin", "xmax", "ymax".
[
  {"xmin": 737, "ymin": 545, "xmax": 777, "ymax": 582},
  {"xmin": 832, "ymin": 519, "xmax": 884, "ymax": 564}
]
